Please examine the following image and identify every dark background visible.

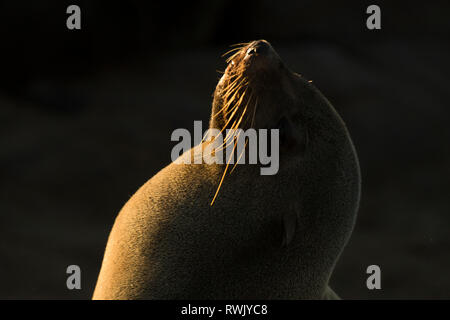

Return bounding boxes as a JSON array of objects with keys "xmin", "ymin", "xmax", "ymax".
[{"xmin": 1, "ymin": 0, "xmax": 449, "ymax": 299}]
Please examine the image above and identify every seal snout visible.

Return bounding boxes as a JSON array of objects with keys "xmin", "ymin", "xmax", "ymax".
[
  {"xmin": 245, "ymin": 40, "xmax": 272, "ymax": 56},
  {"xmin": 243, "ymin": 40, "xmax": 280, "ymax": 72}
]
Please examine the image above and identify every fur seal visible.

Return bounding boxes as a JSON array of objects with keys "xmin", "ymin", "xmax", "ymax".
[{"xmin": 93, "ymin": 40, "xmax": 361, "ymax": 299}]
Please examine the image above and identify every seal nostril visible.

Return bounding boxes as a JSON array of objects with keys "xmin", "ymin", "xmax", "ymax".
[
  {"xmin": 247, "ymin": 47, "xmax": 257, "ymax": 56},
  {"xmin": 247, "ymin": 41, "xmax": 270, "ymax": 57}
]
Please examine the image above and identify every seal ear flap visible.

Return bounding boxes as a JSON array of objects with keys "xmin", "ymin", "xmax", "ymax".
[{"xmin": 281, "ymin": 203, "xmax": 299, "ymax": 247}]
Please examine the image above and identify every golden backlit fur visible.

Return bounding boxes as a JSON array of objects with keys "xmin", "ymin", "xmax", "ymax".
[{"xmin": 93, "ymin": 40, "xmax": 361, "ymax": 299}]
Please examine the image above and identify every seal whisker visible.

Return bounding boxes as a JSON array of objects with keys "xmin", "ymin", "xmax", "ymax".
[
  {"xmin": 214, "ymin": 88, "xmax": 248, "ymax": 138},
  {"xmin": 212, "ymin": 78, "xmax": 247, "ymax": 118},
  {"xmin": 212, "ymin": 89, "xmax": 250, "ymax": 155},
  {"xmin": 229, "ymin": 42, "xmax": 251, "ymax": 47},
  {"xmin": 229, "ymin": 116, "xmax": 250, "ymax": 174},
  {"xmin": 210, "ymin": 129, "xmax": 242, "ymax": 206},
  {"xmin": 212, "ymin": 95, "xmax": 250, "ymax": 198},
  {"xmin": 230, "ymin": 95, "xmax": 255, "ymax": 174},
  {"xmin": 221, "ymin": 81, "xmax": 248, "ymax": 105},
  {"xmin": 221, "ymin": 47, "xmax": 242, "ymax": 58},
  {"xmin": 213, "ymin": 118, "xmax": 239, "ymax": 153},
  {"xmin": 221, "ymin": 88, "xmax": 248, "ymax": 118},
  {"xmin": 220, "ymin": 101, "xmax": 248, "ymax": 150},
  {"xmin": 230, "ymin": 139, "xmax": 248, "ymax": 174},
  {"xmin": 226, "ymin": 50, "xmax": 243, "ymax": 63},
  {"xmin": 220, "ymin": 75, "xmax": 244, "ymax": 99}
]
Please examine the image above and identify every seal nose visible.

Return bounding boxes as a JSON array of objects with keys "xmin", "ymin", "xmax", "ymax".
[
  {"xmin": 242, "ymin": 40, "xmax": 281, "ymax": 73},
  {"xmin": 247, "ymin": 40, "xmax": 271, "ymax": 56}
]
